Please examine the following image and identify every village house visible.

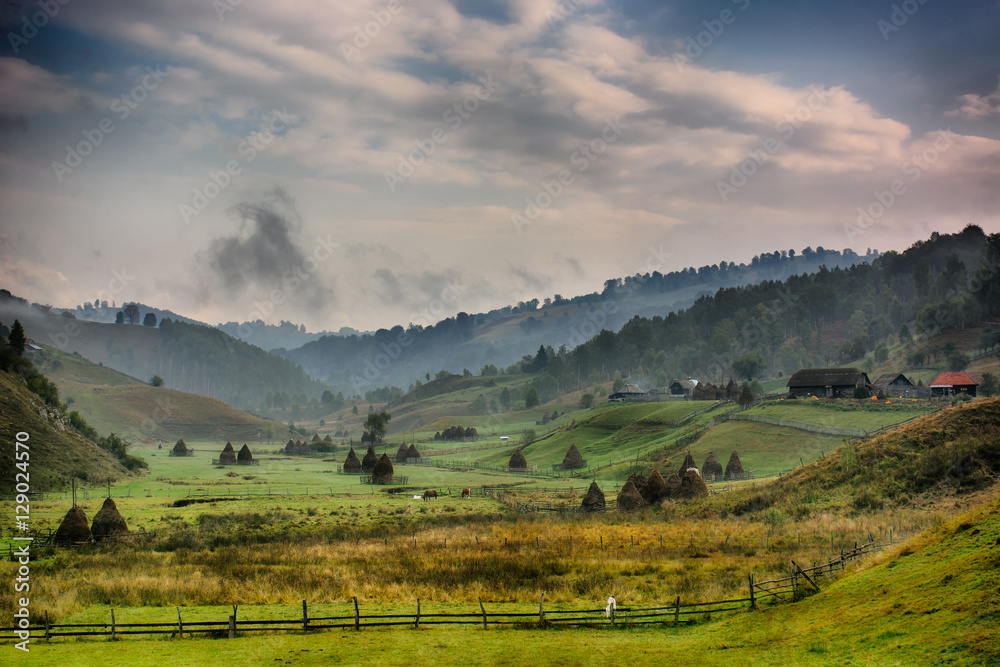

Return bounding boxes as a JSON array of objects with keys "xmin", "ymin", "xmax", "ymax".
[
  {"xmin": 786, "ymin": 368, "xmax": 871, "ymax": 398},
  {"xmin": 608, "ymin": 383, "xmax": 648, "ymax": 402},
  {"xmin": 928, "ymin": 371, "xmax": 978, "ymax": 398},
  {"xmin": 668, "ymin": 379, "xmax": 698, "ymax": 397},
  {"xmin": 871, "ymin": 373, "xmax": 918, "ymax": 398}
]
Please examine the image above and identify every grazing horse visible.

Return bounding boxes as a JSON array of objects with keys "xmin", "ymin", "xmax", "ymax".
[
  {"xmin": 461, "ymin": 487, "xmax": 471, "ymax": 499},
  {"xmin": 423, "ymin": 489, "xmax": 438, "ymax": 501}
]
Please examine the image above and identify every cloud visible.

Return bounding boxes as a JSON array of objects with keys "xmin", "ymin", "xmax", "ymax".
[
  {"xmin": 196, "ymin": 187, "xmax": 335, "ymax": 312},
  {"xmin": 0, "ymin": 58, "xmax": 97, "ymax": 116},
  {"xmin": 947, "ymin": 78, "xmax": 1000, "ymax": 118}
]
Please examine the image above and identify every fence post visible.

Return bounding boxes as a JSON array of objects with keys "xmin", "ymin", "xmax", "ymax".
[
  {"xmin": 44, "ymin": 611, "xmax": 50, "ymax": 641},
  {"xmin": 539, "ymin": 593, "xmax": 545, "ymax": 623},
  {"xmin": 228, "ymin": 614, "xmax": 235, "ymax": 639},
  {"xmin": 478, "ymin": 598, "xmax": 488, "ymax": 629},
  {"xmin": 302, "ymin": 599, "xmax": 309, "ymax": 631},
  {"xmin": 748, "ymin": 574, "xmax": 756, "ymax": 609},
  {"xmin": 177, "ymin": 607, "xmax": 183, "ymax": 638},
  {"xmin": 353, "ymin": 597, "xmax": 360, "ymax": 631},
  {"xmin": 415, "ymin": 599, "xmax": 420, "ymax": 628},
  {"xmin": 111, "ymin": 609, "xmax": 116, "ymax": 641}
]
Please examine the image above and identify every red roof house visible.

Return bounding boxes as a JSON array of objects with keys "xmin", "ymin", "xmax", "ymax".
[{"xmin": 928, "ymin": 372, "xmax": 978, "ymax": 397}]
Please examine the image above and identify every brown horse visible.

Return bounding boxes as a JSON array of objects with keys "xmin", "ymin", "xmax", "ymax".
[
  {"xmin": 461, "ymin": 487, "xmax": 471, "ymax": 499},
  {"xmin": 423, "ymin": 489, "xmax": 438, "ymax": 501}
]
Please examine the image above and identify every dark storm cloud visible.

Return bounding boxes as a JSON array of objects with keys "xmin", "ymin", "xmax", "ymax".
[{"xmin": 197, "ymin": 187, "xmax": 334, "ymax": 310}]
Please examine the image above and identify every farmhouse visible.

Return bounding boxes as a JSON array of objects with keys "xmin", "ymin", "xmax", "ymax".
[
  {"xmin": 608, "ymin": 383, "xmax": 648, "ymax": 402},
  {"xmin": 872, "ymin": 373, "xmax": 917, "ymax": 397},
  {"xmin": 787, "ymin": 368, "xmax": 871, "ymax": 398},
  {"xmin": 668, "ymin": 379, "xmax": 698, "ymax": 397},
  {"xmin": 928, "ymin": 371, "xmax": 978, "ymax": 398}
]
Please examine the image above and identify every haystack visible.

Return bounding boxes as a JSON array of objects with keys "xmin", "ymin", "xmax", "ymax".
[
  {"xmin": 237, "ymin": 444, "xmax": 254, "ymax": 464},
  {"xmin": 678, "ymin": 452, "xmax": 697, "ymax": 477},
  {"xmin": 219, "ymin": 441, "xmax": 236, "ymax": 464},
  {"xmin": 285, "ymin": 439, "xmax": 295, "ymax": 453},
  {"xmin": 406, "ymin": 444, "xmax": 420, "ymax": 460},
  {"xmin": 702, "ymin": 452, "xmax": 724, "ymax": 479},
  {"xmin": 324, "ymin": 434, "xmax": 334, "ymax": 444},
  {"xmin": 343, "ymin": 448, "xmax": 362, "ymax": 473},
  {"xmin": 617, "ymin": 480, "xmax": 645, "ymax": 511},
  {"xmin": 172, "ymin": 439, "xmax": 188, "ymax": 456},
  {"xmin": 726, "ymin": 379, "xmax": 739, "ymax": 401},
  {"xmin": 725, "ymin": 451, "xmax": 744, "ymax": 479},
  {"xmin": 55, "ymin": 506, "xmax": 91, "ymax": 545},
  {"xmin": 673, "ymin": 469, "xmax": 709, "ymax": 500},
  {"xmin": 395, "ymin": 443, "xmax": 410, "ymax": 463},
  {"xmin": 562, "ymin": 444, "xmax": 584, "ymax": 469},
  {"xmin": 645, "ymin": 468, "xmax": 667, "ymax": 503},
  {"xmin": 91, "ymin": 497, "xmax": 128, "ymax": 542},
  {"xmin": 627, "ymin": 472, "xmax": 648, "ymax": 501},
  {"xmin": 580, "ymin": 481, "xmax": 606, "ymax": 512},
  {"xmin": 361, "ymin": 446, "xmax": 378, "ymax": 473},
  {"xmin": 665, "ymin": 473, "xmax": 682, "ymax": 497},
  {"xmin": 312, "ymin": 433, "xmax": 321, "ymax": 442},
  {"xmin": 372, "ymin": 454, "xmax": 394, "ymax": 484},
  {"xmin": 508, "ymin": 449, "xmax": 527, "ymax": 470}
]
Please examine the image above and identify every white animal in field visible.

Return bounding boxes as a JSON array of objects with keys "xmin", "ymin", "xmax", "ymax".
[{"xmin": 605, "ymin": 596, "xmax": 616, "ymax": 618}]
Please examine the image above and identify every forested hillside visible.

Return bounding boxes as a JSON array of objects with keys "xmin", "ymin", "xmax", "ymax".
[{"xmin": 277, "ymin": 246, "xmax": 877, "ymax": 394}]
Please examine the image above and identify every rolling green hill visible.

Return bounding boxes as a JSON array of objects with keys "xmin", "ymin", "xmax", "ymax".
[
  {"xmin": 0, "ymin": 369, "xmax": 127, "ymax": 493},
  {"xmin": 32, "ymin": 347, "xmax": 279, "ymax": 443}
]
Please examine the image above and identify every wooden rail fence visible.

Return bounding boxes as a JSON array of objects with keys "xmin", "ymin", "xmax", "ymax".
[{"xmin": 0, "ymin": 535, "xmax": 893, "ymax": 643}]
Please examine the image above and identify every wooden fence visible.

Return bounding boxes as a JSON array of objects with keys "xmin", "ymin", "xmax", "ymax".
[{"xmin": 0, "ymin": 536, "xmax": 893, "ymax": 643}]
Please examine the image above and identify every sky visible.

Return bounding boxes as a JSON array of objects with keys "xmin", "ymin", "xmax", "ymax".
[{"xmin": 1, "ymin": 0, "xmax": 998, "ymax": 332}]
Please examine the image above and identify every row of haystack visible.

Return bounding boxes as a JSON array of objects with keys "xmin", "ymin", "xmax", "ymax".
[
  {"xmin": 615, "ymin": 467, "xmax": 710, "ymax": 511},
  {"xmin": 435, "ymin": 425, "xmax": 479, "ymax": 441},
  {"xmin": 395, "ymin": 443, "xmax": 421, "ymax": 463},
  {"xmin": 342, "ymin": 446, "xmax": 395, "ymax": 483},
  {"xmin": 540, "ymin": 410, "xmax": 561, "ymax": 424},
  {"xmin": 285, "ymin": 439, "xmax": 311, "ymax": 456},
  {"xmin": 54, "ymin": 498, "xmax": 129, "ymax": 545},
  {"xmin": 311, "ymin": 433, "xmax": 334, "ymax": 444},
  {"xmin": 678, "ymin": 450, "xmax": 743, "ymax": 480},
  {"xmin": 219, "ymin": 441, "xmax": 254, "ymax": 464}
]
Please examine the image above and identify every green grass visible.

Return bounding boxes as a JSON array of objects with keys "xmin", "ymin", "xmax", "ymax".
[{"xmin": 743, "ymin": 399, "xmax": 939, "ymax": 432}]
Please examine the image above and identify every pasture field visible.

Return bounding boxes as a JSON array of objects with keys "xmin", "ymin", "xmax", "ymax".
[{"xmin": 740, "ymin": 399, "xmax": 939, "ymax": 432}]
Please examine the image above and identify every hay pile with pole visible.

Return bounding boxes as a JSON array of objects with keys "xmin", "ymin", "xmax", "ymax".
[
  {"xmin": 285, "ymin": 439, "xmax": 295, "ymax": 454},
  {"xmin": 665, "ymin": 473, "xmax": 682, "ymax": 497},
  {"xmin": 361, "ymin": 446, "xmax": 378, "ymax": 473},
  {"xmin": 343, "ymin": 448, "xmax": 362, "ymax": 473},
  {"xmin": 678, "ymin": 452, "xmax": 697, "ymax": 477},
  {"xmin": 406, "ymin": 444, "xmax": 421, "ymax": 460},
  {"xmin": 219, "ymin": 442, "xmax": 236, "ymax": 464},
  {"xmin": 562, "ymin": 444, "xmax": 584, "ymax": 469},
  {"xmin": 645, "ymin": 468, "xmax": 667, "ymax": 503},
  {"xmin": 395, "ymin": 443, "xmax": 410, "ymax": 463},
  {"xmin": 702, "ymin": 452, "xmax": 724, "ymax": 479},
  {"xmin": 508, "ymin": 449, "xmax": 527, "ymax": 470},
  {"xmin": 725, "ymin": 451, "xmax": 744, "ymax": 479},
  {"xmin": 580, "ymin": 481, "xmax": 606, "ymax": 512},
  {"xmin": 91, "ymin": 497, "xmax": 129, "ymax": 542},
  {"xmin": 617, "ymin": 480, "xmax": 645, "ymax": 511},
  {"xmin": 673, "ymin": 469, "xmax": 709, "ymax": 499},
  {"xmin": 55, "ymin": 506, "xmax": 91, "ymax": 545},
  {"xmin": 372, "ymin": 454, "xmax": 394, "ymax": 484},
  {"xmin": 627, "ymin": 472, "xmax": 648, "ymax": 500},
  {"xmin": 237, "ymin": 444, "xmax": 254, "ymax": 464},
  {"xmin": 171, "ymin": 439, "xmax": 189, "ymax": 456}
]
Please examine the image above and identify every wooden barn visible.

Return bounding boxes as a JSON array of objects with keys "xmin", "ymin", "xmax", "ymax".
[
  {"xmin": 608, "ymin": 383, "xmax": 649, "ymax": 402},
  {"xmin": 872, "ymin": 373, "xmax": 917, "ymax": 398},
  {"xmin": 929, "ymin": 372, "xmax": 978, "ymax": 398},
  {"xmin": 787, "ymin": 368, "xmax": 871, "ymax": 398},
  {"xmin": 668, "ymin": 379, "xmax": 698, "ymax": 397}
]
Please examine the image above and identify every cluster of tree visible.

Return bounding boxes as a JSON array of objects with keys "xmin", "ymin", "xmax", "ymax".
[{"xmin": 434, "ymin": 425, "xmax": 478, "ymax": 441}]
